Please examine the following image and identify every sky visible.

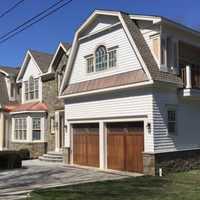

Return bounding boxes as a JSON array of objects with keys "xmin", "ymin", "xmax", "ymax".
[{"xmin": 0, "ymin": 0, "xmax": 199, "ymax": 67}]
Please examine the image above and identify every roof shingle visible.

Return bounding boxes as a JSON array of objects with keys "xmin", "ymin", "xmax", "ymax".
[{"xmin": 29, "ymin": 50, "xmax": 53, "ymax": 73}]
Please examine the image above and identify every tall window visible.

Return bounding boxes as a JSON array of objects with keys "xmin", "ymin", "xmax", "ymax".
[
  {"xmin": 167, "ymin": 108, "xmax": 177, "ymax": 135},
  {"xmin": 108, "ymin": 49, "xmax": 117, "ymax": 68},
  {"xmin": 10, "ymin": 83, "xmax": 15, "ymax": 98},
  {"xmin": 24, "ymin": 77, "xmax": 39, "ymax": 101},
  {"xmin": 161, "ymin": 38, "xmax": 167, "ymax": 65},
  {"xmin": 14, "ymin": 118, "xmax": 27, "ymax": 140},
  {"xmin": 32, "ymin": 118, "xmax": 41, "ymax": 140},
  {"xmin": 86, "ymin": 45, "xmax": 117, "ymax": 73},
  {"xmin": 86, "ymin": 57, "xmax": 94, "ymax": 73},
  {"xmin": 95, "ymin": 46, "xmax": 108, "ymax": 71},
  {"xmin": 29, "ymin": 76, "xmax": 34, "ymax": 100}
]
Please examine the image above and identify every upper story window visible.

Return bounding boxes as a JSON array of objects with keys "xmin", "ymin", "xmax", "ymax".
[
  {"xmin": 86, "ymin": 45, "xmax": 117, "ymax": 73},
  {"xmin": 159, "ymin": 36, "xmax": 178, "ymax": 72},
  {"xmin": 24, "ymin": 76, "xmax": 39, "ymax": 101},
  {"xmin": 57, "ymin": 65, "xmax": 66, "ymax": 92},
  {"xmin": 95, "ymin": 46, "xmax": 108, "ymax": 71}
]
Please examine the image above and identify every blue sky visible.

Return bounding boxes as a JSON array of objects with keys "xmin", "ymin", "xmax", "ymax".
[{"xmin": 0, "ymin": 0, "xmax": 199, "ymax": 67}]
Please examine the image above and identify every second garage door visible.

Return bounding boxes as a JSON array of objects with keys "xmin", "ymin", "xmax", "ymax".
[
  {"xmin": 107, "ymin": 122, "xmax": 144, "ymax": 173},
  {"xmin": 73, "ymin": 123, "xmax": 99, "ymax": 167}
]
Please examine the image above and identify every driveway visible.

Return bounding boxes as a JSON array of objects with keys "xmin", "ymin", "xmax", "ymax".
[{"xmin": 0, "ymin": 160, "xmax": 130, "ymax": 200}]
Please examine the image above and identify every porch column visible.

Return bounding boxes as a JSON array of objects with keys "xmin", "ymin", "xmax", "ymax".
[
  {"xmin": 186, "ymin": 65, "xmax": 192, "ymax": 89},
  {"xmin": 0, "ymin": 112, "xmax": 4, "ymax": 150}
]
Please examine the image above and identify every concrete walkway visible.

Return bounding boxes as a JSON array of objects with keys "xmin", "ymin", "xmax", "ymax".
[{"xmin": 0, "ymin": 160, "xmax": 130, "ymax": 200}]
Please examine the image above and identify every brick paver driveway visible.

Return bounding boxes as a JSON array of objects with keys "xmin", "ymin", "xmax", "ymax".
[{"xmin": 0, "ymin": 160, "xmax": 129, "ymax": 200}]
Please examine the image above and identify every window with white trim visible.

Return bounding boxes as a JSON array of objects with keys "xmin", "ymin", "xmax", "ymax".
[
  {"xmin": 167, "ymin": 108, "xmax": 177, "ymax": 135},
  {"xmin": 86, "ymin": 45, "xmax": 117, "ymax": 73},
  {"xmin": 95, "ymin": 46, "xmax": 108, "ymax": 71},
  {"xmin": 32, "ymin": 118, "xmax": 41, "ymax": 140},
  {"xmin": 24, "ymin": 77, "xmax": 39, "ymax": 101},
  {"xmin": 14, "ymin": 118, "xmax": 27, "ymax": 140},
  {"xmin": 108, "ymin": 49, "xmax": 117, "ymax": 68},
  {"xmin": 86, "ymin": 56, "xmax": 94, "ymax": 73},
  {"xmin": 50, "ymin": 116, "xmax": 55, "ymax": 134}
]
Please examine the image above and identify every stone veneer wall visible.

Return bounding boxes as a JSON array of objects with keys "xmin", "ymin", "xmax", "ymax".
[
  {"xmin": 10, "ymin": 142, "xmax": 47, "ymax": 158},
  {"xmin": 42, "ymin": 77, "xmax": 64, "ymax": 152},
  {"xmin": 144, "ymin": 149, "xmax": 200, "ymax": 176}
]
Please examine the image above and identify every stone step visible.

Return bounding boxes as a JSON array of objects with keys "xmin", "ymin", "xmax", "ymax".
[
  {"xmin": 39, "ymin": 151, "xmax": 64, "ymax": 163},
  {"xmin": 47, "ymin": 151, "xmax": 63, "ymax": 156},
  {"xmin": 39, "ymin": 156, "xmax": 63, "ymax": 163},
  {"xmin": 43, "ymin": 154, "xmax": 63, "ymax": 159}
]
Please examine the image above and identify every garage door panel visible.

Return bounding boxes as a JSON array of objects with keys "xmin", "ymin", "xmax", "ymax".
[
  {"xmin": 73, "ymin": 124, "xmax": 99, "ymax": 168},
  {"xmin": 87, "ymin": 133, "xmax": 99, "ymax": 167},
  {"xmin": 73, "ymin": 134, "xmax": 87, "ymax": 166},
  {"xmin": 107, "ymin": 122, "xmax": 144, "ymax": 173},
  {"xmin": 107, "ymin": 134, "xmax": 125, "ymax": 171}
]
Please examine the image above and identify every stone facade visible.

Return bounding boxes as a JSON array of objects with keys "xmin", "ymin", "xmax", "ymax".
[
  {"xmin": 10, "ymin": 142, "xmax": 47, "ymax": 158},
  {"xmin": 42, "ymin": 77, "xmax": 64, "ymax": 152},
  {"xmin": 42, "ymin": 53, "xmax": 68, "ymax": 152},
  {"xmin": 143, "ymin": 149, "xmax": 200, "ymax": 176}
]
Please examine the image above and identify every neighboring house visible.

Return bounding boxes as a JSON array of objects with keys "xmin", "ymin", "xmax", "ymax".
[
  {"xmin": 4, "ymin": 43, "xmax": 70, "ymax": 158},
  {"xmin": 59, "ymin": 10, "xmax": 200, "ymax": 175},
  {"xmin": 0, "ymin": 66, "xmax": 19, "ymax": 150}
]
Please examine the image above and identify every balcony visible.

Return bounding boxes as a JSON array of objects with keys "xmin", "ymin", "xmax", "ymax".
[{"xmin": 180, "ymin": 65, "xmax": 200, "ymax": 97}]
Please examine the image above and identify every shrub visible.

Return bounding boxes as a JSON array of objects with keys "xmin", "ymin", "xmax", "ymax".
[
  {"xmin": 0, "ymin": 151, "xmax": 22, "ymax": 170},
  {"xmin": 19, "ymin": 149, "xmax": 30, "ymax": 160}
]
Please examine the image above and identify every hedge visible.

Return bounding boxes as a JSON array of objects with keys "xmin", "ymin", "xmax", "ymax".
[{"xmin": 0, "ymin": 151, "xmax": 22, "ymax": 170}]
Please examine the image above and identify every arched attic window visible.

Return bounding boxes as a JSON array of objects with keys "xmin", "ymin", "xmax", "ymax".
[{"xmin": 95, "ymin": 45, "xmax": 107, "ymax": 71}]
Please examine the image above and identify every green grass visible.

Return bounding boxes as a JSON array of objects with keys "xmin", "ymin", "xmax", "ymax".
[{"xmin": 29, "ymin": 170, "xmax": 200, "ymax": 200}]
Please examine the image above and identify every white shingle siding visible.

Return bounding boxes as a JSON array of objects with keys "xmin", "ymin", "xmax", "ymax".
[
  {"xmin": 69, "ymin": 26, "xmax": 142, "ymax": 84},
  {"xmin": 82, "ymin": 15, "xmax": 119, "ymax": 36},
  {"xmin": 65, "ymin": 89, "xmax": 154, "ymax": 153},
  {"xmin": 153, "ymin": 90, "xmax": 200, "ymax": 153}
]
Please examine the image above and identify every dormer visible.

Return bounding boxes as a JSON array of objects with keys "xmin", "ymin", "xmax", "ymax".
[{"xmin": 17, "ymin": 50, "xmax": 53, "ymax": 103}]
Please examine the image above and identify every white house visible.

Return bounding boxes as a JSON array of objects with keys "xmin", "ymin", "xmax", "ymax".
[{"xmin": 59, "ymin": 10, "xmax": 200, "ymax": 175}]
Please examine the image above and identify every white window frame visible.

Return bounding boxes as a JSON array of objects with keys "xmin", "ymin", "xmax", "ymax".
[
  {"xmin": 166, "ymin": 105, "xmax": 177, "ymax": 136},
  {"xmin": 50, "ymin": 116, "xmax": 55, "ymax": 134},
  {"xmin": 85, "ymin": 45, "xmax": 118, "ymax": 74},
  {"xmin": 23, "ymin": 77, "xmax": 40, "ymax": 102},
  {"xmin": 14, "ymin": 118, "xmax": 27, "ymax": 142},
  {"xmin": 32, "ymin": 117, "xmax": 41, "ymax": 141}
]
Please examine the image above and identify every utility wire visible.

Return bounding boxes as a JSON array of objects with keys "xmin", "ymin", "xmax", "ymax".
[
  {"xmin": 0, "ymin": 0, "xmax": 67, "ymax": 41},
  {"xmin": 0, "ymin": 0, "xmax": 26, "ymax": 19},
  {"xmin": 0, "ymin": 0, "xmax": 73, "ymax": 44}
]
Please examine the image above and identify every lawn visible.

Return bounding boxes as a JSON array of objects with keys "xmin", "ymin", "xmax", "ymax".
[{"xmin": 29, "ymin": 170, "xmax": 200, "ymax": 200}]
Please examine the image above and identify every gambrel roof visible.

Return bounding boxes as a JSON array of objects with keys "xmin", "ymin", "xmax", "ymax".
[{"xmin": 59, "ymin": 10, "xmax": 183, "ymax": 97}]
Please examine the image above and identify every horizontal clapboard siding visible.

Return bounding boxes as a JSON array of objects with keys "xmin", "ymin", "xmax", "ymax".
[
  {"xmin": 153, "ymin": 90, "xmax": 200, "ymax": 153},
  {"xmin": 69, "ymin": 26, "xmax": 142, "ymax": 84},
  {"xmin": 65, "ymin": 90, "xmax": 154, "ymax": 152}
]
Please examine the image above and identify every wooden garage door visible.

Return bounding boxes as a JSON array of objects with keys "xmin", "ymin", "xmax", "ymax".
[
  {"xmin": 107, "ymin": 122, "xmax": 144, "ymax": 173},
  {"xmin": 73, "ymin": 123, "xmax": 99, "ymax": 167}
]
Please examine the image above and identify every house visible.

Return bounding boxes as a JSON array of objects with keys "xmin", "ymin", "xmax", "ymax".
[
  {"xmin": 59, "ymin": 10, "xmax": 200, "ymax": 175},
  {"xmin": 3, "ymin": 42, "xmax": 70, "ymax": 158},
  {"xmin": 0, "ymin": 66, "xmax": 19, "ymax": 150}
]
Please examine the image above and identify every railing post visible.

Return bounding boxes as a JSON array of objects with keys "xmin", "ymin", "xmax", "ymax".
[{"xmin": 186, "ymin": 65, "xmax": 192, "ymax": 89}]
